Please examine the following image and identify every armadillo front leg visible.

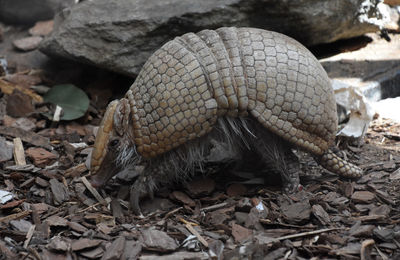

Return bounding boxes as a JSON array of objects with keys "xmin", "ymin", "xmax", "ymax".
[
  {"xmin": 130, "ymin": 166, "xmax": 160, "ymax": 215},
  {"xmin": 130, "ymin": 176, "xmax": 147, "ymax": 216},
  {"xmin": 129, "ymin": 159, "xmax": 187, "ymax": 215}
]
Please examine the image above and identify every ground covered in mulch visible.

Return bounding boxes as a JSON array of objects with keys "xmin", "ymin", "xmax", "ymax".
[{"xmin": 0, "ymin": 23, "xmax": 400, "ymax": 260}]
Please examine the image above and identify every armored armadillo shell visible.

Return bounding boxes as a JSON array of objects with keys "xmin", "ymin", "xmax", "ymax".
[{"xmin": 126, "ymin": 27, "xmax": 338, "ymax": 158}]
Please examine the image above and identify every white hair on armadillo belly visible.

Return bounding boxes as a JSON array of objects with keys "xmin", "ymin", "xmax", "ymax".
[
  {"xmin": 145, "ymin": 117, "xmax": 254, "ymax": 186},
  {"xmin": 128, "ymin": 117, "xmax": 298, "ymax": 213},
  {"xmin": 124, "ymin": 117, "xmax": 253, "ymax": 198}
]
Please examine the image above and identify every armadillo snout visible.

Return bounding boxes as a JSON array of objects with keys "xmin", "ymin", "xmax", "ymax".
[
  {"xmin": 89, "ymin": 141, "xmax": 122, "ymax": 188},
  {"xmin": 89, "ymin": 160, "xmax": 120, "ymax": 188}
]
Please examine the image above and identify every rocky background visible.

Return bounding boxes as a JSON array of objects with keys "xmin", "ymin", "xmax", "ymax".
[
  {"xmin": 39, "ymin": 0, "xmax": 393, "ymax": 76},
  {"xmin": 0, "ymin": 0, "xmax": 400, "ymax": 259}
]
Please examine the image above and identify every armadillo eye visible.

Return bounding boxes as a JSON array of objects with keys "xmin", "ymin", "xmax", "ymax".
[{"xmin": 109, "ymin": 139, "xmax": 119, "ymax": 147}]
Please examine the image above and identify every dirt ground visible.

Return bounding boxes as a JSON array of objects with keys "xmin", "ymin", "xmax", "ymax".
[{"xmin": 0, "ymin": 22, "xmax": 400, "ymax": 259}]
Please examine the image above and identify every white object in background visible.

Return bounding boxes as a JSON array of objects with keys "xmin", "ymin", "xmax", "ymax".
[
  {"xmin": 332, "ymin": 79, "xmax": 375, "ymax": 138},
  {"xmin": 373, "ymin": 97, "xmax": 400, "ymax": 123}
]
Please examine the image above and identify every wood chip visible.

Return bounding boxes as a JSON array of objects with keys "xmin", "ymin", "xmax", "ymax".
[
  {"xmin": 0, "ymin": 79, "xmax": 43, "ymax": 102},
  {"xmin": 0, "ymin": 126, "xmax": 51, "ymax": 149},
  {"xmin": 67, "ymin": 221, "xmax": 88, "ymax": 233},
  {"xmin": 123, "ymin": 240, "xmax": 142, "ymax": 260},
  {"xmin": 71, "ymin": 238, "xmax": 103, "ymax": 251},
  {"xmin": 231, "ymin": 223, "xmax": 253, "ymax": 243},
  {"xmin": 200, "ymin": 202, "xmax": 228, "ymax": 212},
  {"xmin": 351, "ymin": 215, "xmax": 387, "ymax": 222},
  {"xmin": 141, "ymin": 229, "xmax": 179, "ymax": 252},
  {"xmin": 80, "ymin": 247, "xmax": 104, "ymax": 259},
  {"xmin": 13, "ymin": 137, "xmax": 26, "ymax": 166},
  {"xmin": 170, "ymin": 191, "xmax": 195, "ymax": 207},
  {"xmin": 81, "ymin": 176, "xmax": 107, "ymax": 206},
  {"xmin": 23, "ymin": 224, "xmax": 36, "ymax": 248},
  {"xmin": 0, "ymin": 136, "xmax": 13, "ymax": 162},
  {"xmin": 281, "ymin": 200, "xmax": 311, "ymax": 224},
  {"xmin": 101, "ymin": 236, "xmax": 125, "ymax": 260},
  {"xmin": 312, "ymin": 204, "xmax": 330, "ymax": 225},
  {"xmin": 0, "ymin": 210, "xmax": 31, "ymax": 223},
  {"xmin": 45, "ymin": 215, "xmax": 68, "ymax": 227},
  {"xmin": 0, "ymin": 240, "xmax": 17, "ymax": 258},
  {"xmin": 0, "ymin": 199, "xmax": 25, "ymax": 209},
  {"xmin": 6, "ymin": 90, "xmax": 35, "ymax": 117},
  {"xmin": 26, "ymin": 147, "xmax": 58, "ymax": 167},
  {"xmin": 185, "ymin": 223, "xmax": 209, "ymax": 248},
  {"xmin": 64, "ymin": 163, "xmax": 87, "ymax": 178},
  {"xmin": 49, "ymin": 179, "xmax": 70, "ymax": 205},
  {"xmin": 47, "ymin": 237, "xmax": 70, "ymax": 252},
  {"xmin": 351, "ymin": 191, "xmax": 375, "ymax": 203}
]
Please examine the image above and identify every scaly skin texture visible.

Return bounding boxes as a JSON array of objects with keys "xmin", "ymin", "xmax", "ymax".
[
  {"xmin": 89, "ymin": 27, "xmax": 362, "ymax": 214},
  {"xmin": 128, "ymin": 27, "xmax": 336, "ymax": 158}
]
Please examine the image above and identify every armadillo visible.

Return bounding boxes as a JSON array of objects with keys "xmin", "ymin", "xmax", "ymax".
[{"xmin": 89, "ymin": 27, "xmax": 362, "ymax": 214}]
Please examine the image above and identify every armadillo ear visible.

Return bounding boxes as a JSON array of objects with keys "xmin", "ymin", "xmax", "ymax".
[{"xmin": 113, "ymin": 98, "xmax": 131, "ymax": 136}]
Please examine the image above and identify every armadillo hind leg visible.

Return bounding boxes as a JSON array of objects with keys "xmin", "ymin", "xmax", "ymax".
[
  {"xmin": 262, "ymin": 148, "xmax": 302, "ymax": 193},
  {"xmin": 316, "ymin": 148, "xmax": 362, "ymax": 178},
  {"xmin": 280, "ymin": 150, "xmax": 302, "ymax": 193},
  {"xmin": 250, "ymin": 130, "xmax": 301, "ymax": 193}
]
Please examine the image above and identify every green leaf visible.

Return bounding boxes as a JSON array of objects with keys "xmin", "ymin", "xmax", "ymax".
[{"xmin": 43, "ymin": 84, "xmax": 89, "ymax": 121}]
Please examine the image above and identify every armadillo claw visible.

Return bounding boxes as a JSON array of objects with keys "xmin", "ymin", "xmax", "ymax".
[
  {"xmin": 283, "ymin": 183, "xmax": 303, "ymax": 194},
  {"xmin": 129, "ymin": 176, "xmax": 155, "ymax": 216},
  {"xmin": 282, "ymin": 175, "xmax": 301, "ymax": 194}
]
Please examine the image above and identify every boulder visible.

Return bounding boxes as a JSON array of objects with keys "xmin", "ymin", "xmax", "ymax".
[
  {"xmin": 0, "ymin": 0, "xmax": 75, "ymax": 25},
  {"xmin": 40, "ymin": 0, "xmax": 389, "ymax": 77}
]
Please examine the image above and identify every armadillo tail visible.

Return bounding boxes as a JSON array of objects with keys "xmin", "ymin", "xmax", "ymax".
[{"xmin": 317, "ymin": 149, "xmax": 362, "ymax": 178}]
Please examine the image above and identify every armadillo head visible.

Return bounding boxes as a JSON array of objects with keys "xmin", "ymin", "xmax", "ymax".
[{"xmin": 89, "ymin": 98, "xmax": 135, "ymax": 188}]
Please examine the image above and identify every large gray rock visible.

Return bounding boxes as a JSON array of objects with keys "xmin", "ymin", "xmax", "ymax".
[
  {"xmin": 0, "ymin": 0, "xmax": 75, "ymax": 24},
  {"xmin": 40, "ymin": 0, "xmax": 388, "ymax": 77}
]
